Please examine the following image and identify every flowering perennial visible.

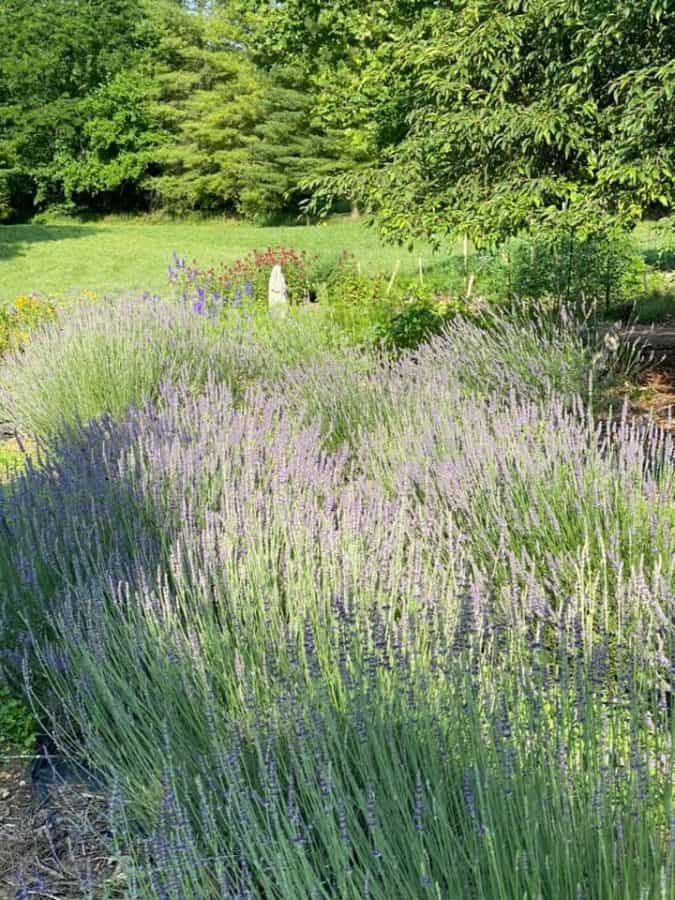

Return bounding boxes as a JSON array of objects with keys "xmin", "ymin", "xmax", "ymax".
[{"xmin": 0, "ymin": 304, "xmax": 672, "ymax": 898}]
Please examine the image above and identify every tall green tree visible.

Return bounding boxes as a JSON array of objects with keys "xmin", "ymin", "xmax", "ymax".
[
  {"xmin": 45, "ymin": 71, "xmax": 163, "ymax": 212},
  {"xmin": 0, "ymin": 0, "xmax": 151, "ymax": 216},
  {"xmin": 265, "ymin": 0, "xmax": 675, "ymax": 245},
  {"xmin": 238, "ymin": 66, "xmax": 344, "ymax": 222},
  {"xmin": 145, "ymin": 1, "xmax": 261, "ymax": 214},
  {"xmin": 0, "ymin": 0, "xmax": 382, "ymax": 221},
  {"xmin": 147, "ymin": 1, "xmax": 338, "ymax": 220}
]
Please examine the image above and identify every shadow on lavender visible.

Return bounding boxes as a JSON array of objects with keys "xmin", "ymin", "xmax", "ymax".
[{"xmin": 0, "ymin": 330, "xmax": 673, "ymax": 897}]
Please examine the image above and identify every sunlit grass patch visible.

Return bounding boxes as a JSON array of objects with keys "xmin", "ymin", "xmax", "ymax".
[
  {"xmin": 0, "ymin": 218, "xmax": 448, "ymax": 301},
  {"xmin": 0, "ymin": 437, "xmax": 31, "ymax": 481}
]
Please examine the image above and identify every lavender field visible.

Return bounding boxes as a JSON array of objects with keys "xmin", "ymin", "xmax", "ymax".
[{"xmin": 0, "ymin": 296, "xmax": 674, "ymax": 898}]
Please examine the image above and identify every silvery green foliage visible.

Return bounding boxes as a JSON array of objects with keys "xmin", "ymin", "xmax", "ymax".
[
  {"xmin": 0, "ymin": 295, "xmax": 280, "ymax": 440},
  {"xmin": 1, "ymin": 314, "xmax": 673, "ymax": 897}
]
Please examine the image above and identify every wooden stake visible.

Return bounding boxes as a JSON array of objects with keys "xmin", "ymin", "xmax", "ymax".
[{"xmin": 387, "ymin": 260, "xmax": 401, "ymax": 295}]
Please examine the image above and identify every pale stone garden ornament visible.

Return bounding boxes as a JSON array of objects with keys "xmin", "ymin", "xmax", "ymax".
[{"xmin": 268, "ymin": 264, "xmax": 289, "ymax": 318}]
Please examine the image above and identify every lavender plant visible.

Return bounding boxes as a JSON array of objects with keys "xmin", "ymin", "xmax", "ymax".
[
  {"xmin": 0, "ymin": 294, "xmax": 380, "ymax": 443},
  {"xmin": 416, "ymin": 304, "xmax": 634, "ymax": 405},
  {"xmin": 0, "ymin": 297, "xmax": 221, "ymax": 438},
  {"xmin": 0, "ymin": 304, "xmax": 672, "ymax": 897}
]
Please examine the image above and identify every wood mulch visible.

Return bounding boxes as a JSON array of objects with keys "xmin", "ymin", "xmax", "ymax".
[
  {"xmin": 0, "ymin": 757, "xmax": 121, "ymax": 900},
  {"xmin": 631, "ymin": 364, "xmax": 675, "ymax": 430},
  {"xmin": 612, "ymin": 325, "xmax": 675, "ymax": 431}
]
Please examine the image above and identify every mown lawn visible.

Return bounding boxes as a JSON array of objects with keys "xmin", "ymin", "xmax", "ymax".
[{"xmin": 0, "ymin": 217, "xmax": 448, "ymax": 301}]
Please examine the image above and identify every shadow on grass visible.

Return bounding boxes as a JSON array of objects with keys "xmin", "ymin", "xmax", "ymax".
[
  {"xmin": 0, "ymin": 225, "xmax": 99, "ymax": 262},
  {"xmin": 639, "ymin": 247, "xmax": 675, "ymax": 271}
]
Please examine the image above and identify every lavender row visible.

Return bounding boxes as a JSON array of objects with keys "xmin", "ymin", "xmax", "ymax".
[{"xmin": 0, "ymin": 302, "xmax": 672, "ymax": 896}]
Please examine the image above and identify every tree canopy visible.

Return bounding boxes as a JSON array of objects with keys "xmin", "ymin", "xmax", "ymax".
[
  {"xmin": 0, "ymin": 0, "xmax": 672, "ymax": 238},
  {"xmin": 264, "ymin": 0, "xmax": 675, "ymax": 244},
  {"xmin": 0, "ymin": 0, "xmax": 336, "ymax": 221},
  {"xmin": 0, "ymin": 0, "xmax": 150, "ymax": 213}
]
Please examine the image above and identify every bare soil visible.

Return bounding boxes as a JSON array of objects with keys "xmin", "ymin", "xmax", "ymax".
[
  {"xmin": 0, "ymin": 758, "xmax": 118, "ymax": 899},
  {"xmin": 615, "ymin": 325, "xmax": 675, "ymax": 430},
  {"xmin": 631, "ymin": 365, "xmax": 675, "ymax": 430}
]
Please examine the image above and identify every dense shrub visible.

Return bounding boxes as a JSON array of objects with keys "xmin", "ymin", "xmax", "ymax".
[
  {"xmin": 0, "ymin": 297, "xmax": 267, "ymax": 439},
  {"xmin": 318, "ymin": 253, "xmax": 474, "ymax": 352},
  {"xmin": 0, "ymin": 282, "xmax": 668, "ymax": 897},
  {"xmin": 504, "ymin": 229, "xmax": 645, "ymax": 307},
  {"xmin": 381, "ymin": 231, "xmax": 650, "ymax": 312},
  {"xmin": 370, "ymin": 296, "xmax": 456, "ymax": 352},
  {"xmin": 637, "ymin": 216, "xmax": 675, "ymax": 272},
  {"xmin": 0, "ymin": 293, "xmax": 382, "ymax": 440}
]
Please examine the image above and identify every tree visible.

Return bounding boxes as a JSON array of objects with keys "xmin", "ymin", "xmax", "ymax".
[
  {"xmin": 0, "ymin": 0, "xmax": 150, "ymax": 216},
  {"xmin": 46, "ymin": 72, "xmax": 163, "ymax": 212},
  {"xmin": 264, "ymin": 0, "xmax": 675, "ymax": 245},
  {"xmin": 0, "ymin": 0, "xmax": 345, "ymax": 220},
  {"xmin": 238, "ymin": 66, "xmax": 344, "ymax": 222},
  {"xmin": 144, "ymin": 2, "xmax": 261, "ymax": 214},
  {"xmin": 146, "ymin": 1, "xmax": 338, "ymax": 220}
]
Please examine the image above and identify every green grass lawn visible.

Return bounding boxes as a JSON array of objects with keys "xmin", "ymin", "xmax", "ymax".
[
  {"xmin": 0, "ymin": 217, "xmax": 448, "ymax": 302},
  {"xmin": 633, "ymin": 217, "xmax": 675, "ymax": 270},
  {"xmin": 2, "ymin": 214, "xmax": 671, "ymax": 311}
]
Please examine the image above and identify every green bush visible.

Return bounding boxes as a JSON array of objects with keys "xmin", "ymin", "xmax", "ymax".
[
  {"xmin": 502, "ymin": 229, "xmax": 645, "ymax": 307},
  {"xmin": 413, "ymin": 230, "xmax": 652, "ymax": 312},
  {"xmin": 371, "ymin": 301, "xmax": 441, "ymax": 352},
  {"xmin": 317, "ymin": 253, "xmax": 476, "ymax": 352},
  {"xmin": 0, "ymin": 685, "xmax": 35, "ymax": 753},
  {"xmin": 636, "ymin": 216, "xmax": 675, "ymax": 271}
]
